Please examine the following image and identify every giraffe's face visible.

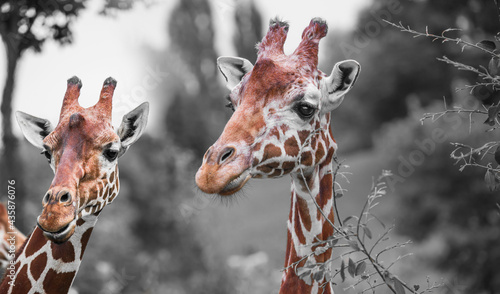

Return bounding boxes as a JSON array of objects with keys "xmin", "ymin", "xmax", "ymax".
[
  {"xmin": 36, "ymin": 109, "xmax": 121, "ymax": 243},
  {"xmin": 196, "ymin": 19, "xmax": 360, "ymax": 196},
  {"xmin": 16, "ymin": 77, "xmax": 148, "ymax": 244}
]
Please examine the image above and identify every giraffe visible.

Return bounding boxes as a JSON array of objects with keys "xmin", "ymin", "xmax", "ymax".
[
  {"xmin": 0, "ymin": 76, "xmax": 149, "ymax": 294},
  {"xmin": 0, "ymin": 203, "xmax": 26, "ymax": 270},
  {"xmin": 195, "ymin": 18, "xmax": 360, "ymax": 294}
]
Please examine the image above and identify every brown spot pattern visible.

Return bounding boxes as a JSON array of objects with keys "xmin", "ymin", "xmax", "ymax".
[
  {"xmin": 298, "ymin": 130, "xmax": 309, "ymax": 145},
  {"xmin": 315, "ymin": 142, "xmax": 325, "ymax": 163},
  {"xmin": 282, "ymin": 161, "xmax": 295, "ymax": 172},
  {"xmin": 43, "ymin": 269, "xmax": 76, "ymax": 293},
  {"xmin": 108, "ymin": 192, "xmax": 117, "ymax": 202},
  {"xmin": 263, "ymin": 144, "xmax": 282, "ymax": 161},
  {"xmin": 14, "ymin": 265, "xmax": 31, "ymax": 293},
  {"xmin": 30, "ymin": 252, "xmax": 48, "ymax": 281},
  {"xmin": 25, "ymin": 228, "xmax": 45, "ymax": 257},
  {"xmin": 51, "ymin": 240, "xmax": 75, "ymax": 263},
  {"xmin": 80, "ymin": 228, "xmax": 93, "ymax": 260},
  {"xmin": 76, "ymin": 218, "xmax": 85, "ymax": 227},
  {"xmin": 284, "ymin": 137, "xmax": 299, "ymax": 157},
  {"xmin": 257, "ymin": 165, "xmax": 273, "ymax": 174},
  {"xmin": 296, "ymin": 196, "xmax": 312, "ymax": 231},
  {"xmin": 300, "ymin": 151, "xmax": 313, "ymax": 166}
]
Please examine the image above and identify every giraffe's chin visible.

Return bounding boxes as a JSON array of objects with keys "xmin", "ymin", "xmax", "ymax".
[
  {"xmin": 38, "ymin": 219, "xmax": 77, "ymax": 244},
  {"xmin": 219, "ymin": 171, "xmax": 252, "ymax": 196}
]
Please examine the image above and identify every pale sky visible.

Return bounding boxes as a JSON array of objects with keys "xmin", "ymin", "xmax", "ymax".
[{"xmin": 0, "ymin": 0, "xmax": 370, "ymax": 137}]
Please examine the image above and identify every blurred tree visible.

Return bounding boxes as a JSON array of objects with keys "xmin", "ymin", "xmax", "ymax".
[
  {"xmin": 164, "ymin": 0, "xmax": 229, "ymax": 157},
  {"xmin": 0, "ymin": 0, "xmax": 85, "ymax": 231},
  {"xmin": 233, "ymin": 0, "xmax": 262, "ymax": 64},
  {"xmin": 326, "ymin": 0, "xmax": 499, "ymax": 151}
]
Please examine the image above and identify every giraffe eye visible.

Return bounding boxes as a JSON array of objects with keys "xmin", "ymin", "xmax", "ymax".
[
  {"xmin": 295, "ymin": 102, "xmax": 316, "ymax": 119},
  {"xmin": 41, "ymin": 150, "xmax": 51, "ymax": 163},
  {"xmin": 103, "ymin": 149, "xmax": 119, "ymax": 161}
]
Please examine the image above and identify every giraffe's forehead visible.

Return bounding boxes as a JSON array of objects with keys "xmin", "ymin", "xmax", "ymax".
[
  {"xmin": 240, "ymin": 59, "xmax": 303, "ymax": 104},
  {"xmin": 44, "ymin": 108, "xmax": 118, "ymax": 149},
  {"xmin": 236, "ymin": 58, "xmax": 325, "ymax": 111}
]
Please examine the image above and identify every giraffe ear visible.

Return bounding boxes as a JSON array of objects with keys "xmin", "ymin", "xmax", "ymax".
[
  {"xmin": 322, "ymin": 60, "xmax": 360, "ymax": 113},
  {"xmin": 217, "ymin": 56, "xmax": 253, "ymax": 90},
  {"xmin": 16, "ymin": 111, "xmax": 53, "ymax": 149},
  {"xmin": 117, "ymin": 102, "xmax": 149, "ymax": 157}
]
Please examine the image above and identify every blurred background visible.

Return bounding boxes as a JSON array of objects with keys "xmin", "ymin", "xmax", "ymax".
[{"xmin": 1, "ymin": 0, "xmax": 499, "ymax": 293}]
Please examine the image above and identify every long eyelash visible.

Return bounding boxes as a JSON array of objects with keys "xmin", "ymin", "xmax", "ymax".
[{"xmin": 225, "ymin": 94, "xmax": 235, "ymax": 112}]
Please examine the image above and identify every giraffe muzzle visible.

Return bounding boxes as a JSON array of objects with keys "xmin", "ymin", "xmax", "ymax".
[
  {"xmin": 37, "ymin": 217, "xmax": 76, "ymax": 244},
  {"xmin": 37, "ymin": 189, "xmax": 78, "ymax": 243},
  {"xmin": 196, "ymin": 143, "xmax": 253, "ymax": 195},
  {"xmin": 218, "ymin": 170, "xmax": 252, "ymax": 196}
]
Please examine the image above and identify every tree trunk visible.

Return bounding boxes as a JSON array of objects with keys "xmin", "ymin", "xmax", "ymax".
[{"xmin": 0, "ymin": 39, "xmax": 25, "ymax": 232}]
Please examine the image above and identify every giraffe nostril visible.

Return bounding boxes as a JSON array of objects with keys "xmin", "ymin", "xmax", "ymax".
[
  {"xmin": 204, "ymin": 147, "xmax": 213, "ymax": 161},
  {"xmin": 219, "ymin": 147, "xmax": 235, "ymax": 164},
  {"xmin": 59, "ymin": 192, "xmax": 72, "ymax": 204},
  {"xmin": 43, "ymin": 193, "xmax": 50, "ymax": 205}
]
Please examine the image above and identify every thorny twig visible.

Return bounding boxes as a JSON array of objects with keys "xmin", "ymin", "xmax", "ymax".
[
  {"xmin": 289, "ymin": 131, "xmax": 440, "ymax": 293},
  {"xmin": 384, "ymin": 20, "xmax": 498, "ymax": 56}
]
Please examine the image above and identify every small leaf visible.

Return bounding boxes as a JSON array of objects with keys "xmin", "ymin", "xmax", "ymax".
[
  {"xmin": 363, "ymin": 226, "xmax": 373, "ymax": 239},
  {"xmin": 315, "ymin": 246, "xmax": 328, "ymax": 256},
  {"xmin": 495, "ymin": 145, "xmax": 500, "ymax": 165},
  {"xmin": 347, "ymin": 258, "xmax": 356, "ymax": 277},
  {"xmin": 489, "ymin": 57, "xmax": 500, "ymax": 76},
  {"xmin": 297, "ymin": 267, "xmax": 311, "ymax": 277},
  {"xmin": 343, "ymin": 215, "xmax": 354, "ymax": 223},
  {"xmin": 348, "ymin": 240, "xmax": 360, "ymax": 251},
  {"xmin": 484, "ymin": 104, "xmax": 500, "ymax": 126},
  {"xmin": 327, "ymin": 236, "xmax": 339, "ymax": 247},
  {"xmin": 361, "ymin": 274, "xmax": 369, "ymax": 280},
  {"xmin": 325, "ymin": 270, "xmax": 333, "ymax": 282},
  {"xmin": 304, "ymin": 258, "xmax": 315, "ymax": 268},
  {"xmin": 340, "ymin": 260, "xmax": 346, "ymax": 282},
  {"xmin": 355, "ymin": 261, "xmax": 367, "ymax": 276},
  {"xmin": 335, "ymin": 192, "xmax": 344, "ymax": 199},
  {"xmin": 413, "ymin": 285, "xmax": 420, "ymax": 291},
  {"xmin": 478, "ymin": 40, "xmax": 496, "ymax": 51},
  {"xmin": 485, "ymin": 169, "xmax": 498, "ymax": 191},
  {"xmin": 313, "ymin": 270, "xmax": 324, "ymax": 282},
  {"xmin": 302, "ymin": 274, "xmax": 313, "ymax": 285},
  {"xmin": 393, "ymin": 278, "xmax": 406, "ymax": 294}
]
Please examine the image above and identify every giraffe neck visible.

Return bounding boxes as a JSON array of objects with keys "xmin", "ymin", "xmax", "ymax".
[
  {"xmin": 0, "ymin": 215, "xmax": 98, "ymax": 294},
  {"xmin": 280, "ymin": 146, "xmax": 335, "ymax": 294}
]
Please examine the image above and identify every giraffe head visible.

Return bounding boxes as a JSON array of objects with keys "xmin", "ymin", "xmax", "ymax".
[
  {"xmin": 196, "ymin": 18, "xmax": 360, "ymax": 195},
  {"xmin": 16, "ymin": 77, "xmax": 148, "ymax": 243}
]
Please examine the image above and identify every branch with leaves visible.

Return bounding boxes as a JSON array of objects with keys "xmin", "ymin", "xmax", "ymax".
[
  {"xmin": 386, "ymin": 20, "xmax": 500, "ymax": 192},
  {"xmin": 289, "ymin": 131, "xmax": 441, "ymax": 294}
]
